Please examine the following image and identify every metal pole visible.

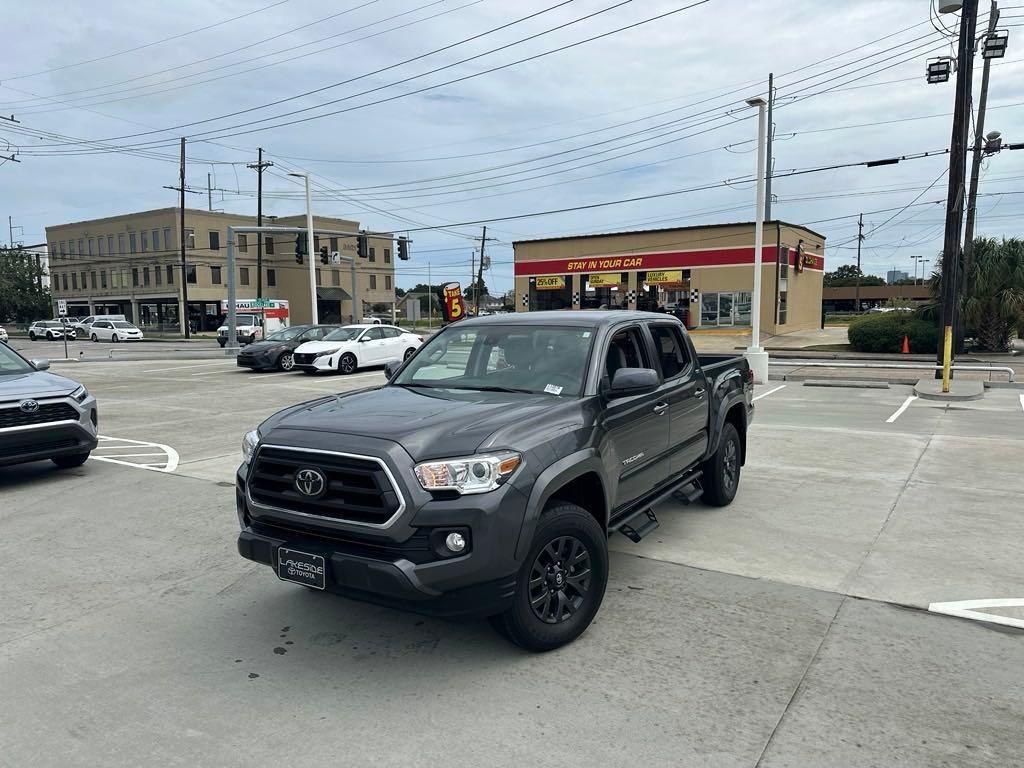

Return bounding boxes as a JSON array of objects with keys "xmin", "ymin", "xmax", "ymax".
[
  {"xmin": 302, "ymin": 175, "xmax": 318, "ymax": 324},
  {"xmin": 476, "ymin": 226, "xmax": 487, "ymax": 317},
  {"xmin": 179, "ymin": 137, "xmax": 190, "ymax": 339},
  {"xmin": 428, "ymin": 261, "xmax": 432, "ymax": 330},
  {"xmin": 8, "ymin": 216, "xmax": 12, "ymax": 247},
  {"xmin": 350, "ymin": 252, "xmax": 358, "ymax": 324},
  {"xmin": 248, "ymin": 148, "xmax": 273, "ymax": 300},
  {"xmin": 745, "ymin": 96, "xmax": 769, "ymax": 384},
  {"xmin": 959, "ymin": 0, "xmax": 999, "ymax": 352},
  {"xmin": 855, "ymin": 213, "xmax": 864, "ymax": 312},
  {"xmin": 765, "ymin": 72, "xmax": 774, "ymax": 221},
  {"xmin": 207, "ymin": 173, "xmax": 212, "ymax": 211},
  {"xmin": 226, "ymin": 227, "xmax": 238, "ymax": 352},
  {"xmin": 936, "ymin": 0, "xmax": 979, "ymax": 389}
]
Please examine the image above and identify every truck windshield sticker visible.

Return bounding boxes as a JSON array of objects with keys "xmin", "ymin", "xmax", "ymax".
[{"xmin": 544, "ymin": 384, "xmax": 563, "ymax": 395}]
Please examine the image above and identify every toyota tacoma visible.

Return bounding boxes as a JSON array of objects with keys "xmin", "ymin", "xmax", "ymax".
[{"xmin": 236, "ymin": 311, "xmax": 753, "ymax": 651}]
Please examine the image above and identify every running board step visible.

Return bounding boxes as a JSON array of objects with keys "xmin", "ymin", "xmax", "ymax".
[
  {"xmin": 617, "ymin": 509, "xmax": 659, "ymax": 543},
  {"xmin": 672, "ymin": 479, "xmax": 704, "ymax": 505}
]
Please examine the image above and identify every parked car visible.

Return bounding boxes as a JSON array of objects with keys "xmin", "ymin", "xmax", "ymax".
[
  {"xmin": 236, "ymin": 311, "xmax": 753, "ymax": 650},
  {"xmin": 236, "ymin": 324, "xmax": 340, "ymax": 372},
  {"xmin": 291, "ymin": 324, "xmax": 424, "ymax": 374},
  {"xmin": 89, "ymin": 320, "xmax": 144, "ymax": 342},
  {"xmin": 0, "ymin": 326, "xmax": 8, "ymax": 343},
  {"xmin": 218, "ymin": 314, "xmax": 264, "ymax": 347},
  {"xmin": 0, "ymin": 343, "xmax": 98, "ymax": 469},
  {"xmin": 28, "ymin": 320, "xmax": 75, "ymax": 341},
  {"xmin": 75, "ymin": 314, "xmax": 127, "ymax": 335}
]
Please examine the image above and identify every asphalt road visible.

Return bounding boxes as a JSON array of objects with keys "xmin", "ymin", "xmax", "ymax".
[{"xmin": 2, "ymin": 360, "xmax": 1023, "ymax": 767}]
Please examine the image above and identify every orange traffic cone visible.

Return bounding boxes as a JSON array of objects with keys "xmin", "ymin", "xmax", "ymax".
[{"xmin": 901, "ymin": 334, "xmax": 910, "ymax": 354}]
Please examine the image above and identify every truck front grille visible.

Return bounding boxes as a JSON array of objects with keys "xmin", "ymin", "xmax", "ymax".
[
  {"xmin": 0, "ymin": 402, "xmax": 79, "ymax": 430},
  {"xmin": 248, "ymin": 446, "xmax": 402, "ymax": 526}
]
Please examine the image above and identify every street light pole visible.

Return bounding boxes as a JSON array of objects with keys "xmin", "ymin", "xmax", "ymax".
[
  {"xmin": 744, "ymin": 95, "xmax": 769, "ymax": 384},
  {"xmin": 288, "ymin": 172, "xmax": 319, "ymax": 324}
]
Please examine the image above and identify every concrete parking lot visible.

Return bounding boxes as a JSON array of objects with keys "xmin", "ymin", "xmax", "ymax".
[{"xmin": 2, "ymin": 358, "xmax": 1023, "ymax": 767}]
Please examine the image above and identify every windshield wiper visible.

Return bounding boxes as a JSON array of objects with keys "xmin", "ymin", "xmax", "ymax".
[
  {"xmin": 392, "ymin": 382, "xmax": 441, "ymax": 389},
  {"xmin": 443, "ymin": 385, "xmax": 536, "ymax": 394}
]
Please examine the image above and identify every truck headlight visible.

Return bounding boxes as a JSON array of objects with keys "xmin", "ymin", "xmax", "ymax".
[
  {"xmin": 241, "ymin": 429, "xmax": 260, "ymax": 465},
  {"xmin": 414, "ymin": 452, "xmax": 521, "ymax": 495}
]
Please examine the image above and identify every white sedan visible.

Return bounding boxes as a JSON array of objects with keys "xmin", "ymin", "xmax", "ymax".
[
  {"xmin": 90, "ymin": 320, "xmax": 144, "ymax": 342},
  {"xmin": 292, "ymin": 324, "xmax": 423, "ymax": 374},
  {"xmin": 0, "ymin": 326, "xmax": 8, "ymax": 343}
]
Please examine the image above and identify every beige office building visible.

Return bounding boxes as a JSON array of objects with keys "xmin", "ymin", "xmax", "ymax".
[
  {"xmin": 513, "ymin": 221, "xmax": 825, "ymax": 334},
  {"xmin": 46, "ymin": 208, "xmax": 397, "ymax": 333}
]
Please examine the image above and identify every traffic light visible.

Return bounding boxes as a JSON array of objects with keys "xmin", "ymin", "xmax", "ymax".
[
  {"xmin": 319, "ymin": 245, "xmax": 330, "ymax": 265},
  {"xmin": 356, "ymin": 232, "xmax": 369, "ymax": 259},
  {"xmin": 294, "ymin": 234, "xmax": 307, "ymax": 264},
  {"xmin": 397, "ymin": 236, "xmax": 409, "ymax": 261}
]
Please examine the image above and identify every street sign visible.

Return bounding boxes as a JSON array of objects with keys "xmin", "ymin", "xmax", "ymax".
[
  {"xmin": 57, "ymin": 299, "xmax": 68, "ymax": 317},
  {"xmin": 252, "ymin": 298, "xmax": 272, "ymax": 308}
]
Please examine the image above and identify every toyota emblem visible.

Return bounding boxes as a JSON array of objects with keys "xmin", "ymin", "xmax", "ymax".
[
  {"xmin": 19, "ymin": 399, "xmax": 40, "ymax": 414},
  {"xmin": 294, "ymin": 467, "xmax": 326, "ymax": 497}
]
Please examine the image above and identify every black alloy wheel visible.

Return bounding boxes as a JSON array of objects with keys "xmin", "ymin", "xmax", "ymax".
[
  {"xmin": 529, "ymin": 536, "xmax": 592, "ymax": 625},
  {"xmin": 339, "ymin": 353, "xmax": 357, "ymax": 374},
  {"xmin": 404, "ymin": 347, "xmax": 416, "ymax": 361},
  {"xmin": 701, "ymin": 421, "xmax": 741, "ymax": 507}
]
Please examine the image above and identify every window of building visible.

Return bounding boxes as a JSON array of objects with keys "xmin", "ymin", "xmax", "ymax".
[
  {"xmin": 166, "ymin": 265, "xmax": 175, "ymax": 285},
  {"xmin": 155, "ymin": 265, "xmax": 162, "ymax": 286},
  {"xmin": 129, "ymin": 233, "xmax": 137, "ymax": 254},
  {"xmin": 163, "ymin": 228, "xmax": 172, "ymax": 250},
  {"xmin": 77, "ymin": 239, "xmax": 84, "ymax": 256},
  {"xmin": 369, "ymin": 246, "xmax": 376, "ymax": 262},
  {"xmin": 369, "ymin": 274, "xmax": 377, "ymax": 289},
  {"xmin": 267, "ymin": 268, "xmax": 276, "ymax": 287},
  {"xmin": 72, "ymin": 273, "xmax": 79, "ymax": 290},
  {"xmin": 86, "ymin": 238, "xmax": 93, "ymax": 256},
  {"xmin": 59, "ymin": 241, "xmax": 65, "ymax": 257},
  {"xmin": 265, "ymin": 236, "xmax": 275, "ymax": 254},
  {"xmin": 152, "ymin": 229, "xmax": 160, "ymax": 251},
  {"xmin": 132, "ymin": 268, "xmax": 139, "ymax": 287},
  {"xmin": 118, "ymin": 234, "xmax": 125, "ymax": 255},
  {"xmin": 211, "ymin": 265, "xmax": 222, "ymax": 284},
  {"xmin": 90, "ymin": 271, "xmax": 97, "ymax": 289},
  {"xmin": 81, "ymin": 271, "xmax": 87, "ymax": 288},
  {"xmin": 384, "ymin": 248, "xmax": 391, "ymax": 264},
  {"xmin": 329, "ymin": 237, "xmax": 338, "ymax": 252},
  {"xmin": 778, "ymin": 291, "xmax": 788, "ymax": 325},
  {"xmin": 331, "ymin": 269, "xmax": 340, "ymax": 286},
  {"xmin": 143, "ymin": 267, "xmax": 151, "ymax": 287},
  {"xmin": 97, "ymin": 237, "xmax": 104, "ymax": 256},
  {"xmin": 186, "ymin": 265, "xmax": 197, "ymax": 284},
  {"xmin": 141, "ymin": 231, "xmax": 149, "ymax": 252},
  {"xmin": 185, "ymin": 229, "xmax": 195, "ymax": 249},
  {"xmin": 313, "ymin": 235, "xmax": 320, "ymax": 252},
  {"xmin": 101, "ymin": 271, "xmax": 108, "ymax": 289},
  {"xmin": 107, "ymin": 235, "xmax": 115, "ymax": 255},
  {"xmin": 385, "ymin": 275, "xmax": 392, "ymax": 290},
  {"xmin": 238, "ymin": 233, "xmax": 248, "ymax": 252},
  {"xmin": 62, "ymin": 273, "xmax": 68, "ymax": 291},
  {"xmin": 240, "ymin": 267, "xmax": 250, "ymax": 286},
  {"xmin": 209, "ymin": 231, "xmax": 220, "ymax": 250},
  {"xmin": 316, "ymin": 268, "xmax": 322, "ymax": 285},
  {"xmin": 530, "ymin": 275, "xmax": 574, "ymax": 311}
]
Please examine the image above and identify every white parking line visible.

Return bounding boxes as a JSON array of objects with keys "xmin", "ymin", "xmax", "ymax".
[
  {"xmin": 1019, "ymin": 394, "xmax": 1024, "ymax": 414},
  {"xmin": 91, "ymin": 435, "xmax": 179, "ymax": 473},
  {"xmin": 886, "ymin": 395, "xmax": 918, "ymax": 423},
  {"xmin": 142, "ymin": 361, "xmax": 232, "ymax": 373},
  {"xmin": 752, "ymin": 384, "xmax": 786, "ymax": 402},
  {"xmin": 928, "ymin": 598, "xmax": 1024, "ymax": 630}
]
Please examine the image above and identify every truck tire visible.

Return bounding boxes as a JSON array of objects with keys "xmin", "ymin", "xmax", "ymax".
[
  {"xmin": 52, "ymin": 452, "xmax": 90, "ymax": 469},
  {"xmin": 701, "ymin": 421, "xmax": 740, "ymax": 507},
  {"xmin": 489, "ymin": 502, "xmax": 608, "ymax": 652}
]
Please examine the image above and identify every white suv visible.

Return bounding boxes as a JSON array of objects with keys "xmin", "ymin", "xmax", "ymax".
[
  {"xmin": 28, "ymin": 320, "xmax": 75, "ymax": 341},
  {"xmin": 89, "ymin": 320, "xmax": 144, "ymax": 342}
]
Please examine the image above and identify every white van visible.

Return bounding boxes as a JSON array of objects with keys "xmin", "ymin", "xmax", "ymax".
[{"xmin": 76, "ymin": 314, "xmax": 126, "ymax": 334}]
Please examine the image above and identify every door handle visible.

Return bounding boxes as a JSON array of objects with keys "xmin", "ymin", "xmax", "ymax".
[
  {"xmin": 653, "ymin": 402, "xmax": 668, "ymax": 414},
  {"xmin": 694, "ymin": 388, "xmax": 706, "ymax": 398}
]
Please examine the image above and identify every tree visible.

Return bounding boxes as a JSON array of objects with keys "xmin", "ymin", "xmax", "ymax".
[
  {"xmin": 394, "ymin": 287, "xmax": 407, "ymax": 298},
  {"xmin": 0, "ymin": 247, "xmax": 51, "ymax": 323},
  {"xmin": 464, "ymin": 277, "xmax": 489, "ymax": 301},
  {"xmin": 824, "ymin": 264, "xmax": 886, "ymax": 287}
]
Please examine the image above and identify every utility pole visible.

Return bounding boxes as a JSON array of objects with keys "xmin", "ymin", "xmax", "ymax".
[
  {"xmin": 855, "ymin": 213, "xmax": 864, "ymax": 313},
  {"xmin": 427, "ymin": 261, "xmax": 432, "ymax": 329},
  {"xmin": 248, "ymin": 148, "xmax": 273, "ymax": 299},
  {"xmin": 8, "ymin": 216, "xmax": 12, "ymax": 248},
  {"xmin": 475, "ymin": 227, "xmax": 488, "ymax": 316},
  {"xmin": 179, "ymin": 137, "xmax": 190, "ymax": 339},
  {"xmin": 764, "ymin": 72, "xmax": 775, "ymax": 221},
  {"xmin": 936, "ymin": 0, "xmax": 979, "ymax": 388},
  {"xmin": 959, "ymin": 0, "xmax": 1000, "ymax": 352},
  {"xmin": 470, "ymin": 249, "xmax": 476, "ymax": 310},
  {"xmin": 744, "ymin": 95, "xmax": 769, "ymax": 384}
]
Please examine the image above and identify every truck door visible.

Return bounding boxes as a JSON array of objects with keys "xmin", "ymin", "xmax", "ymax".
[
  {"xmin": 647, "ymin": 323, "xmax": 709, "ymax": 475},
  {"xmin": 601, "ymin": 325, "xmax": 671, "ymax": 509}
]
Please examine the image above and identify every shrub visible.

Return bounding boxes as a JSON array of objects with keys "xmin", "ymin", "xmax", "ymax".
[{"xmin": 848, "ymin": 312, "xmax": 938, "ymax": 354}]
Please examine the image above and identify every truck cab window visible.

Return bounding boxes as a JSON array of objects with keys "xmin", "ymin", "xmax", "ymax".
[
  {"xmin": 605, "ymin": 328, "xmax": 649, "ymax": 381},
  {"xmin": 650, "ymin": 325, "xmax": 690, "ymax": 378}
]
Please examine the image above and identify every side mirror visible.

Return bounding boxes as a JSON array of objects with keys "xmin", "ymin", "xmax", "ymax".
[
  {"xmin": 608, "ymin": 367, "xmax": 659, "ymax": 398},
  {"xmin": 384, "ymin": 360, "xmax": 402, "ymax": 380},
  {"xmin": 32, "ymin": 359, "xmax": 51, "ymax": 371},
  {"xmin": 358, "ymin": 336, "xmax": 369, "ymax": 342}
]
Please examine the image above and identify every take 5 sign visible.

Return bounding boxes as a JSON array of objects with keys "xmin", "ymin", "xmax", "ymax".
[{"xmin": 442, "ymin": 282, "xmax": 466, "ymax": 322}]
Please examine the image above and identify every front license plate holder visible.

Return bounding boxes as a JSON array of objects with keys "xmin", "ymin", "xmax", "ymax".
[{"xmin": 276, "ymin": 547, "xmax": 326, "ymax": 590}]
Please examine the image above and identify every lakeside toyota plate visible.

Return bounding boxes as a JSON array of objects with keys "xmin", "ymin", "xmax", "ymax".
[{"xmin": 276, "ymin": 548, "xmax": 326, "ymax": 590}]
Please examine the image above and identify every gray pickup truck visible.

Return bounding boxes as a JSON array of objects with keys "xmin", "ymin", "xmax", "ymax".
[{"xmin": 236, "ymin": 311, "xmax": 753, "ymax": 650}]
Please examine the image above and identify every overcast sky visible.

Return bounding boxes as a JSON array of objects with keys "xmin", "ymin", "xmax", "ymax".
[{"xmin": 2, "ymin": 0, "xmax": 1022, "ymax": 292}]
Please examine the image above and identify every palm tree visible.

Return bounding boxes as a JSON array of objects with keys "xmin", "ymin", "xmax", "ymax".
[{"xmin": 930, "ymin": 238, "xmax": 1024, "ymax": 351}]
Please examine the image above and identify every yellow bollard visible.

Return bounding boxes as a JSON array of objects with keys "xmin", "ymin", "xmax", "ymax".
[{"xmin": 942, "ymin": 325, "xmax": 953, "ymax": 393}]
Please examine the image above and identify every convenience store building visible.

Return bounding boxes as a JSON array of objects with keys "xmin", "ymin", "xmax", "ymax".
[{"xmin": 512, "ymin": 221, "xmax": 825, "ymax": 333}]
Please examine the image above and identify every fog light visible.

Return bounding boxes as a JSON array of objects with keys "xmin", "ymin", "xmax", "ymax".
[{"xmin": 445, "ymin": 532, "xmax": 467, "ymax": 553}]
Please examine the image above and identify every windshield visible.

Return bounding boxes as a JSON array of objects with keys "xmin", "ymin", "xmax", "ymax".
[
  {"xmin": 266, "ymin": 326, "xmax": 305, "ymax": 341},
  {"xmin": 322, "ymin": 326, "xmax": 365, "ymax": 342},
  {"xmin": 112, "ymin": 321, "xmax": 136, "ymax": 329},
  {"xmin": 392, "ymin": 324, "xmax": 593, "ymax": 396},
  {"xmin": 0, "ymin": 344, "xmax": 34, "ymax": 374}
]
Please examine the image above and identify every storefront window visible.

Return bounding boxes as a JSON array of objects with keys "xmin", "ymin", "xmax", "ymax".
[
  {"xmin": 699, "ymin": 291, "xmax": 753, "ymax": 327},
  {"xmin": 580, "ymin": 272, "xmax": 627, "ymax": 309},
  {"xmin": 529, "ymin": 275, "xmax": 572, "ymax": 311}
]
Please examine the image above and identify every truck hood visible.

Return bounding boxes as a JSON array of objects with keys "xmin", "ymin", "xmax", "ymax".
[
  {"xmin": 261, "ymin": 385, "xmax": 566, "ymax": 462},
  {"xmin": 0, "ymin": 371, "xmax": 81, "ymax": 402},
  {"xmin": 293, "ymin": 340, "xmax": 356, "ymax": 355}
]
